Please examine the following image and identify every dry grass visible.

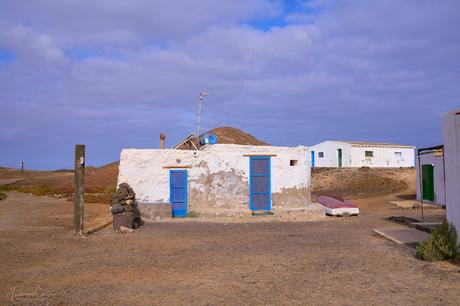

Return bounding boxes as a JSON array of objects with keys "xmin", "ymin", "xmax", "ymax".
[
  {"xmin": 66, "ymin": 186, "xmax": 116, "ymax": 204},
  {"xmin": 0, "ymin": 183, "xmax": 64, "ymax": 196},
  {"xmin": 0, "ymin": 184, "xmax": 116, "ymax": 204}
]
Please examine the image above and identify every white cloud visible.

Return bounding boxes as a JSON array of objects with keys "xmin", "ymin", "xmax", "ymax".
[
  {"xmin": 0, "ymin": 0, "xmax": 280, "ymax": 47},
  {"xmin": 0, "ymin": 0, "xmax": 459, "ymax": 168}
]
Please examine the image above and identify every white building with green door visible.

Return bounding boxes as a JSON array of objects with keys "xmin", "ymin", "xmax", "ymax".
[
  {"xmin": 416, "ymin": 145, "xmax": 445, "ymax": 206},
  {"xmin": 310, "ymin": 141, "xmax": 415, "ymax": 168}
]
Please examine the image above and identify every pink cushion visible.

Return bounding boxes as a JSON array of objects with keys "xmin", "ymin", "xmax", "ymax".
[{"xmin": 317, "ymin": 195, "xmax": 358, "ymax": 209}]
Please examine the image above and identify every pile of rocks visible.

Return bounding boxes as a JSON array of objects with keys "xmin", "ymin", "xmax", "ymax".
[{"xmin": 111, "ymin": 183, "xmax": 142, "ymax": 232}]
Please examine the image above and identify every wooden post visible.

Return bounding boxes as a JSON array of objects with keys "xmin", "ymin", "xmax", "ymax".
[
  {"xmin": 74, "ymin": 144, "xmax": 85, "ymax": 235},
  {"xmin": 160, "ymin": 131, "xmax": 166, "ymax": 149}
]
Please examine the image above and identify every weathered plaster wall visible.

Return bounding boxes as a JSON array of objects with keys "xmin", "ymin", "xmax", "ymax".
[
  {"xmin": 443, "ymin": 109, "xmax": 460, "ymax": 236},
  {"xmin": 415, "ymin": 152, "xmax": 446, "ymax": 205},
  {"xmin": 117, "ymin": 144, "xmax": 311, "ymax": 216}
]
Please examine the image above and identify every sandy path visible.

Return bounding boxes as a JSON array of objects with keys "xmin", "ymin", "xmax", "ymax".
[{"xmin": 0, "ymin": 191, "xmax": 459, "ymax": 305}]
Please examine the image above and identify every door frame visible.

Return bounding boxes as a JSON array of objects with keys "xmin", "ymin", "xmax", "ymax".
[
  {"xmin": 421, "ymin": 164, "xmax": 435, "ymax": 202},
  {"xmin": 169, "ymin": 170, "xmax": 188, "ymax": 217},
  {"xmin": 337, "ymin": 149, "xmax": 343, "ymax": 168},
  {"xmin": 249, "ymin": 156, "xmax": 272, "ymax": 211}
]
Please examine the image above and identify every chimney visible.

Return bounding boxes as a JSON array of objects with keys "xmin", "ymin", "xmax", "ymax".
[{"xmin": 160, "ymin": 131, "xmax": 166, "ymax": 149}]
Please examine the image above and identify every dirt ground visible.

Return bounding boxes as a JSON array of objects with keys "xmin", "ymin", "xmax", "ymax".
[
  {"xmin": 0, "ymin": 162, "xmax": 119, "ymax": 191},
  {"xmin": 1, "ymin": 186, "xmax": 459, "ymax": 305},
  {"xmin": 311, "ymin": 167, "xmax": 415, "ymax": 199}
]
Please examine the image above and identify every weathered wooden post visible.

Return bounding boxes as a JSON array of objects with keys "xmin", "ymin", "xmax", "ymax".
[{"xmin": 74, "ymin": 144, "xmax": 85, "ymax": 235}]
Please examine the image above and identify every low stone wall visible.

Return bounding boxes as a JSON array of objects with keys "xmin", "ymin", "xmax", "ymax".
[{"xmin": 138, "ymin": 203, "xmax": 172, "ymax": 221}]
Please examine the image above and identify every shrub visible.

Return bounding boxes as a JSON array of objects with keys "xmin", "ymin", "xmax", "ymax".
[
  {"xmin": 416, "ymin": 221, "xmax": 460, "ymax": 261},
  {"xmin": 0, "ymin": 191, "xmax": 6, "ymax": 201}
]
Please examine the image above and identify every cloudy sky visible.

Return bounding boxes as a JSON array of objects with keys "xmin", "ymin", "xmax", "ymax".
[{"xmin": 1, "ymin": 0, "xmax": 459, "ymax": 169}]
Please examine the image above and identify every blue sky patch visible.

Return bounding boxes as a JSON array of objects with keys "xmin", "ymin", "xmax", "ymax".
[
  {"xmin": 0, "ymin": 50, "xmax": 14, "ymax": 62},
  {"xmin": 246, "ymin": 0, "xmax": 323, "ymax": 30}
]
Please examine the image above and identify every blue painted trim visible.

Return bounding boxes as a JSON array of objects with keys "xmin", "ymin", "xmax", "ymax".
[
  {"xmin": 268, "ymin": 157, "xmax": 272, "ymax": 210},
  {"xmin": 311, "ymin": 150, "xmax": 315, "ymax": 168},
  {"xmin": 249, "ymin": 158, "xmax": 253, "ymax": 210},
  {"xmin": 249, "ymin": 156, "xmax": 272, "ymax": 211},
  {"xmin": 169, "ymin": 170, "xmax": 188, "ymax": 217}
]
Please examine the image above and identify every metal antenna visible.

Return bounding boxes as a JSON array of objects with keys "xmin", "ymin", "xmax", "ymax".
[{"xmin": 196, "ymin": 90, "xmax": 208, "ymax": 137}]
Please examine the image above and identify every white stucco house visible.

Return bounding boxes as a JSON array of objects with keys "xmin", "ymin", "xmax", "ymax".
[
  {"xmin": 310, "ymin": 141, "xmax": 415, "ymax": 168},
  {"xmin": 443, "ymin": 108, "xmax": 460, "ymax": 236},
  {"xmin": 117, "ymin": 144, "xmax": 315, "ymax": 220},
  {"xmin": 416, "ymin": 145, "xmax": 445, "ymax": 206}
]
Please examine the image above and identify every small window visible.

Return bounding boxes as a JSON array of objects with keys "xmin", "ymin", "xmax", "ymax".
[
  {"xmin": 290, "ymin": 160, "xmax": 298, "ymax": 166},
  {"xmin": 318, "ymin": 152, "xmax": 324, "ymax": 158},
  {"xmin": 365, "ymin": 151, "xmax": 374, "ymax": 157},
  {"xmin": 394, "ymin": 152, "xmax": 402, "ymax": 157}
]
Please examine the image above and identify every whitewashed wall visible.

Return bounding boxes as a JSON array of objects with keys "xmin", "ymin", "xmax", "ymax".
[
  {"xmin": 443, "ymin": 109, "xmax": 460, "ymax": 235},
  {"xmin": 310, "ymin": 141, "xmax": 352, "ymax": 167},
  {"xmin": 415, "ymin": 152, "xmax": 446, "ymax": 205},
  {"xmin": 118, "ymin": 149, "xmax": 198, "ymax": 203},
  {"xmin": 350, "ymin": 146, "xmax": 415, "ymax": 167},
  {"xmin": 117, "ymin": 144, "xmax": 311, "ymax": 212},
  {"xmin": 310, "ymin": 141, "xmax": 414, "ymax": 168}
]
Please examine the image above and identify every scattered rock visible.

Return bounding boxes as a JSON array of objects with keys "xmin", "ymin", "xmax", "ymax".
[{"xmin": 120, "ymin": 226, "xmax": 134, "ymax": 234}]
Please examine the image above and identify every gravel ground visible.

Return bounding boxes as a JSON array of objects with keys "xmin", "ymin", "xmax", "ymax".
[{"xmin": 0, "ymin": 191, "xmax": 459, "ymax": 305}]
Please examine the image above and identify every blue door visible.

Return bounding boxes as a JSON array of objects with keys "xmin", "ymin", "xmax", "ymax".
[
  {"xmin": 311, "ymin": 150, "xmax": 315, "ymax": 168},
  {"xmin": 170, "ymin": 170, "xmax": 187, "ymax": 217},
  {"xmin": 249, "ymin": 156, "xmax": 271, "ymax": 211}
]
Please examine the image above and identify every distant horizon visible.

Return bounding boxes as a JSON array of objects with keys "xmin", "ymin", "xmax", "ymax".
[
  {"xmin": 1, "ymin": 0, "xmax": 459, "ymax": 170},
  {"xmin": 0, "ymin": 123, "xmax": 432, "ymax": 171}
]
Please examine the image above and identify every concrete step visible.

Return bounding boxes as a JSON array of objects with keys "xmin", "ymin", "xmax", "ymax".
[
  {"xmin": 271, "ymin": 203, "xmax": 326, "ymax": 219},
  {"xmin": 413, "ymin": 222, "xmax": 442, "ymax": 233},
  {"xmin": 374, "ymin": 227, "xmax": 429, "ymax": 245}
]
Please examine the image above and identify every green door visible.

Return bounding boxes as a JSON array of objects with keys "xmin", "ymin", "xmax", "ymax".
[
  {"xmin": 337, "ymin": 149, "xmax": 343, "ymax": 168},
  {"xmin": 422, "ymin": 164, "xmax": 434, "ymax": 201}
]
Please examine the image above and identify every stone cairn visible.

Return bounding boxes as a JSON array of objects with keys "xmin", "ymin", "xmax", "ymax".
[{"xmin": 111, "ymin": 183, "xmax": 142, "ymax": 232}]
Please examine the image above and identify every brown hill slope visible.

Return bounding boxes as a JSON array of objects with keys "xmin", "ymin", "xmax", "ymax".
[
  {"xmin": 205, "ymin": 126, "xmax": 269, "ymax": 146},
  {"xmin": 311, "ymin": 167, "xmax": 415, "ymax": 200},
  {"xmin": 176, "ymin": 126, "xmax": 269, "ymax": 149}
]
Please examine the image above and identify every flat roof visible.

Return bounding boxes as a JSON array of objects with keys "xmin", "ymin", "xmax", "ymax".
[
  {"xmin": 417, "ymin": 145, "xmax": 444, "ymax": 155},
  {"xmin": 341, "ymin": 141, "xmax": 415, "ymax": 148}
]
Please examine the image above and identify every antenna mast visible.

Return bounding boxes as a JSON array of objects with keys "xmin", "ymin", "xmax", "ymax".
[{"xmin": 196, "ymin": 90, "xmax": 208, "ymax": 137}]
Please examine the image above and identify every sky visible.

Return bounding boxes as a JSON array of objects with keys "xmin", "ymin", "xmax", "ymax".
[{"xmin": 0, "ymin": 0, "xmax": 459, "ymax": 170}]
